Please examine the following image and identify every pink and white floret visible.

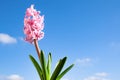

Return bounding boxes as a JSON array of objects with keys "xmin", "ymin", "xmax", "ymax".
[{"xmin": 24, "ymin": 5, "xmax": 44, "ymax": 43}]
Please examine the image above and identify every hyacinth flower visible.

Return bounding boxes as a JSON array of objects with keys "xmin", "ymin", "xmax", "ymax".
[{"xmin": 24, "ymin": 5, "xmax": 74, "ymax": 80}]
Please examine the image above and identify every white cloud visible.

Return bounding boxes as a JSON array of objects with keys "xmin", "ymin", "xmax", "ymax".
[
  {"xmin": 0, "ymin": 74, "xmax": 24, "ymax": 80},
  {"xmin": 84, "ymin": 76, "xmax": 100, "ymax": 80},
  {"xmin": 84, "ymin": 76, "xmax": 110, "ymax": 80},
  {"xmin": 95, "ymin": 72, "xmax": 108, "ymax": 77},
  {"xmin": 0, "ymin": 33, "xmax": 17, "ymax": 44},
  {"xmin": 109, "ymin": 42, "xmax": 120, "ymax": 49},
  {"xmin": 7, "ymin": 74, "xmax": 24, "ymax": 80},
  {"xmin": 75, "ymin": 58, "xmax": 92, "ymax": 65},
  {"xmin": 110, "ymin": 42, "xmax": 120, "ymax": 47},
  {"xmin": 61, "ymin": 78, "xmax": 69, "ymax": 80},
  {"xmin": 83, "ymin": 72, "xmax": 110, "ymax": 80}
]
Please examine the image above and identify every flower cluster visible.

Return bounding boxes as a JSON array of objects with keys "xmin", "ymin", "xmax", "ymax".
[
  {"xmin": 24, "ymin": 5, "xmax": 44, "ymax": 43},
  {"xmin": 23, "ymin": 5, "xmax": 74, "ymax": 80}
]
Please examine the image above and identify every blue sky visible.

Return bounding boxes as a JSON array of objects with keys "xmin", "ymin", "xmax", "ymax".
[{"xmin": 0, "ymin": 0, "xmax": 120, "ymax": 80}]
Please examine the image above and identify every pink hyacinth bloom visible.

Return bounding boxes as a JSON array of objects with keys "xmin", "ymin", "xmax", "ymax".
[{"xmin": 24, "ymin": 5, "xmax": 44, "ymax": 43}]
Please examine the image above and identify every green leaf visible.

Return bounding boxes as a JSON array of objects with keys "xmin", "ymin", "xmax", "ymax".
[
  {"xmin": 47, "ymin": 53, "xmax": 52, "ymax": 79},
  {"xmin": 29, "ymin": 55, "xmax": 43, "ymax": 80},
  {"xmin": 39, "ymin": 50, "xmax": 49, "ymax": 80},
  {"xmin": 56, "ymin": 64, "xmax": 74, "ymax": 80},
  {"xmin": 50, "ymin": 57, "xmax": 67, "ymax": 80}
]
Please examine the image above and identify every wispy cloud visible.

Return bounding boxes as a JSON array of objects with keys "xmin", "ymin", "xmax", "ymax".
[
  {"xmin": 84, "ymin": 76, "xmax": 109, "ymax": 80},
  {"xmin": 75, "ymin": 58, "xmax": 92, "ymax": 66},
  {"xmin": 61, "ymin": 78, "xmax": 69, "ymax": 80},
  {"xmin": 109, "ymin": 42, "xmax": 120, "ymax": 53},
  {"xmin": 84, "ymin": 76, "xmax": 100, "ymax": 80},
  {"xmin": 110, "ymin": 42, "xmax": 120, "ymax": 47},
  {"xmin": 0, "ymin": 33, "xmax": 17, "ymax": 44},
  {"xmin": 0, "ymin": 74, "xmax": 24, "ymax": 80},
  {"xmin": 95, "ymin": 72, "xmax": 108, "ymax": 77},
  {"xmin": 83, "ymin": 72, "xmax": 110, "ymax": 80}
]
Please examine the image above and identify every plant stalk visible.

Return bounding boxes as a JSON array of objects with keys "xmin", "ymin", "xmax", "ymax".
[{"xmin": 34, "ymin": 39, "xmax": 41, "ymax": 58}]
